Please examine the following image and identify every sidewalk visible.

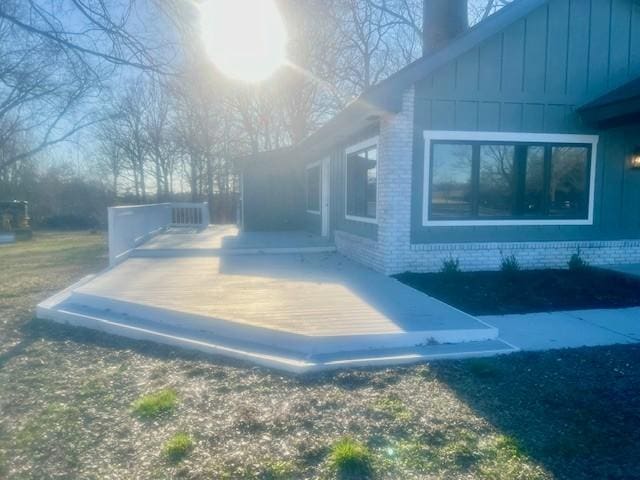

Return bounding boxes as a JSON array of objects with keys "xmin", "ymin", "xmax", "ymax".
[{"xmin": 483, "ymin": 307, "xmax": 640, "ymax": 351}]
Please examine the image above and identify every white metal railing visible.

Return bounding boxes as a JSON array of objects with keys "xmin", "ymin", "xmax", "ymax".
[
  {"xmin": 170, "ymin": 202, "xmax": 210, "ymax": 227},
  {"xmin": 108, "ymin": 202, "xmax": 209, "ymax": 265}
]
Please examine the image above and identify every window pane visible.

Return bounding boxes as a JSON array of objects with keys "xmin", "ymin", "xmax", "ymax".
[
  {"xmin": 430, "ymin": 143, "xmax": 473, "ymax": 219},
  {"xmin": 306, "ymin": 166, "xmax": 320, "ymax": 212},
  {"xmin": 550, "ymin": 146, "xmax": 589, "ymax": 218},
  {"xmin": 478, "ymin": 145, "xmax": 515, "ymax": 217},
  {"xmin": 523, "ymin": 146, "xmax": 545, "ymax": 216},
  {"xmin": 346, "ymin": 146, "xmax": 377, "ymax": 218}
]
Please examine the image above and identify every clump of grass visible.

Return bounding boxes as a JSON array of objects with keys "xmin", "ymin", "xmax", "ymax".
[
  {"xmin": 328, "ymin": 437, "xmax": 374, "ymax": 479},
  {"xmin": 374, "ymin": 394, "xmax": 412, "ymax": 422},
  {"xmin": 132, "ymin": 388, "xmax": 178, "ymax": 419},
  {"xmin": 439, "ymin": 431, "xmax": 479, "ymax": 469},
  {"xmin": 162, "ymin": 432, "xmax": 193, "ymax": 462}
]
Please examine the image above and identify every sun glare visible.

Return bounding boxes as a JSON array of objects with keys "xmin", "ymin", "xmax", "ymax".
[{"xmin": 200, "ymin": 0, "xmax": 287, "ymax": 82}]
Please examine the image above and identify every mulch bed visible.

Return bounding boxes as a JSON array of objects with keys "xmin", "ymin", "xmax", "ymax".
[{"xmin": 395, "ymin": 268, "xmax": 640, "ymax": 315}]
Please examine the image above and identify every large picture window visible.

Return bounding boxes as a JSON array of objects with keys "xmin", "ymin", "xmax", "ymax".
[
  {"xmin": 306, "ymin": 163, "xmax": 321, "ymax": 214},
  {"xmin": 425, "ymin": 132, "xmax": 597, "ymax": 225},
  {"xmin": 345, "ymin": 140, "xmax": 377, "ymax": 222}
]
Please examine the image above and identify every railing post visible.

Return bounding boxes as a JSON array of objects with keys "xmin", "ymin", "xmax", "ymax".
[
  {"xmin": 108, "ymin": 207, "xmax": 116, "ymax": 266},
  {"xmin": 202, "ymin": 202, "xmax": 210, "ymax": 226}
]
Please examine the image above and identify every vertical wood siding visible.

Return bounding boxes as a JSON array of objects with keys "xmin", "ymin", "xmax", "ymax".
[
  {"xmin": 412, "ymin": 0, "xmax": 640, "ymax": 243},
  {"xmin": 302, "ymin": 125, "xmax": 379, "ymax": 240}
]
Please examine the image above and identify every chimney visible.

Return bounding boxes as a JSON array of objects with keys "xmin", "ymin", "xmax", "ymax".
[{"xmin": 422, "ymin": 0, "xmax": 469, "ymax": 56}]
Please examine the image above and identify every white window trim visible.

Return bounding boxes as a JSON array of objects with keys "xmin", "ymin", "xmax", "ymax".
[
  {"xmin": 422, "ymin": 131, "xmax": 599, "ymax": 227},
  {"xmin": 344, "ymin": 136, "xmax": 379, "ymax": 224},
  {"xmin": 306, "ymin": 161, "xmax": 321, "ymax": 215}
]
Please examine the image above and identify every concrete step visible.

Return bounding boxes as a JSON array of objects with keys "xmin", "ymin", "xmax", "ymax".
[
  {"xmin": 130, "ymin": 246, "xmax": 337, "ymax": 258},
  {"xmin": 37, "ymin": 300, "xmax": 518, "ymax": 373}
]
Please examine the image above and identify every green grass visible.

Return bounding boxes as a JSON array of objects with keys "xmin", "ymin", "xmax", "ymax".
[
  {"xmin": 328, "ymin": 437, "xmax": 373, "ymax": 479},
  {"xmin": 162, "ymin": 432, "xmax": 193, "ymax": 462},
  {"xmin": 260, "ymin": 460, "xmax": 298, "ymax": 479},
  {"xmin": 372, "ymin": 394, "xmax": 412, "ymax": 422},
  {"xmin": 132, "ymin": 388, "xmax": 178, "ymax": 419},
  {"xmin": 1, "ymin": 231, "xmax": 640, "ymax": 479}
]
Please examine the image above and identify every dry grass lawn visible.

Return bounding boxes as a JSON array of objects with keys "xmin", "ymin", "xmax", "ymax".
[{"xmin": 0, "ymin": 231, "xmax": 639, "ymax": 479}]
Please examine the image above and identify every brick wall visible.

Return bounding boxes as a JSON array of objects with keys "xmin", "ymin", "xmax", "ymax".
[
  {"xmin": 334, "ymin": 230, "xmax": 384, "ymax": 271},
  {"xmin": 376, "ymin": 87, "xmax": 415, "ymax": 274},
  {"xmin": 407, "ymin": 240, "xmax": 640, "ymax": 273}
]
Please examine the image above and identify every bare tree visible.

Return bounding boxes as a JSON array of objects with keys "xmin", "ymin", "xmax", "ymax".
[
  {"xmin": 106, "ymin": 81, "xmax": 150, "ymax": 201},
  {"xmin": 468, "ymin": 0, "xmax": 513, "ymax": 24},
  {"xmin": 328, "ymin": 0, "xmax": 400, "ymax": 96},
  {"xmin": 0, "ymin": 0, "xmax": 180, "ymax": 172},
  {"xmin": 0, "ymin": 0, "xmax": 175, "ymax": 73},
  {"xmin": 144, "ymin": 78, "xmax": 175, "ymax": 200},
  {"xmin": 0, "ymin": 1, "xmax": 101, "ymax": 170},
  {"xmin": 95, "ymin": 118, "xmax": 124, "ymax": 197},
  {"xmin": 171, "ymin": 62, "xmax": 226, "ymax": 202}
]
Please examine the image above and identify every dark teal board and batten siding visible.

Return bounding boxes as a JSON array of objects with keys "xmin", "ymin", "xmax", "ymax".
[
  {"xmin": 411, "ymin": 0, "xmax": 640, "ymax": 244},
  {"xmin": 303, "ymin": 125, "xmax": 379, "ymax": 240},
  {"xmin": 242, "ymin": 157, "xmax": 305, "ymax": 232}
]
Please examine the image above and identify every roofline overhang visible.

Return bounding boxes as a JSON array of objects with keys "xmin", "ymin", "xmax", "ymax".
[
  {"xmin": 297, "ymin": 0, "xmax": 548, "ymax": 152},
  {"xmin": 578, "ymin": 97, "xmax": 640, "ymax": 127}
]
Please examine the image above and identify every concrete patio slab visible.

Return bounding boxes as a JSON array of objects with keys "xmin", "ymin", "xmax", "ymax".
[
  {"xmin": 38, "ymin": 224, "xmax": 516, "ymax": 371},
  {"xmin": 38, "ymin": 284, "xmax": 515, "ymax": 373},
  {"xmin": 67, "ymin": 253, "xmax": 497, "ymax": 354},
  {"xmin": 480, "ymin": 307, "xmax": 640, "ymax": 351}
]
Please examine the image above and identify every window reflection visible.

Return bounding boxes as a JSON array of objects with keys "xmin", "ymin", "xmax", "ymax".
[
  {"xmin": 306, "ymin": 165, "xmax": 320, "ymax": 212},
  {"xmin": 428, "ymin": 140, "xmax": 591, "ymax": 221},
  {"xmin": 479, "ymin": 145, "xmax": 515, "ymax": 217},
  {"xmin": 524, "ymin": 146, "xmax": 545, "ymax": 216},
  {"xmin": 346, "ymin": 145, "xmax": 377, "ymax": 219},
  {"xmin": 431, "ymin": 143, "xmax": 473, "ymax": 219},
  {"xmin": 550, "ymin": 147, "xmax": 588, "ymax": 217}
]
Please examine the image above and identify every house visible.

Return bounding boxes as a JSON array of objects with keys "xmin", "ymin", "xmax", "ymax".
[
  {"xmin": 37, "ymin": 0, "xmax": 640, "ymax": 371},
  {"xmin": 240, "ymin": 0, "xmax": 640, "ymax": 275}
]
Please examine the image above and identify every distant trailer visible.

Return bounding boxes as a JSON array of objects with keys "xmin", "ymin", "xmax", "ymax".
[{"xmin": 0, "ymin": 232, "xmax": 15, "ymax": 244}]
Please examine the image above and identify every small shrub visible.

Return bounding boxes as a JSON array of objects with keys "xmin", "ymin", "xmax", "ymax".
[
  {"xmin": 500, "ymin": 254, "xmax": 520, "ymax": 275},
  {"xmin": 440, "ymin": 257, "xmax": 461, "ymax": 276},
  {"xmin": 132, "ymin": 388, "xmax": 178, "ymax": 419},
  {"xmin": 328, "ymin": 437, "xmax": 374, "ymax": 479},
  {"xmin": 568, "ymin": 248, "xmax": 590, "ymax": 271},
  {"xmin": 162, "ymin": 432, "xmax": 193, "ymax": 462}
]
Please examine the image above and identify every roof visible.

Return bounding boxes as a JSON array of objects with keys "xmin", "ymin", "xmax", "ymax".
[
  {"xmin": 239, "ymin": 0, "xmax": 549, "ymax": 166},
  {"xmin": 234, "ymin": 146, "xmax": 296, "ymax": 170},
  {"xmin": 298, "ymin": 0, "xmax": 548, "ymax": 153},
  {"xmin": 578, "ymin": 76, "xmax": 640, "ymax": 126}
]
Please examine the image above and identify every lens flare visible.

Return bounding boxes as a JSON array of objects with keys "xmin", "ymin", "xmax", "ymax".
[{"xmin": 200, "ymin": 0, "xmax": 287, "ymax": 82}]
